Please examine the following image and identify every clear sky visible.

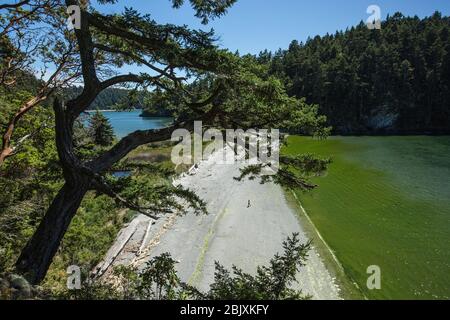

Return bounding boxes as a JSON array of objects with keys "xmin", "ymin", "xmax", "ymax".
[{"xmin": 96, "ymin": 0, "xmax": 450, "ymax": 55}]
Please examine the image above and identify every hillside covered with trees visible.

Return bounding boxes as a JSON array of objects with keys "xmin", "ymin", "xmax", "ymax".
[
  {"xmin": 139, "ymin": 12, "xmax": 450, "ymax": 133},
  {"xmin": 65, "ymin": 86, "xmax": 129, "ymax": 111},
  {"xmin": 64, "ymin": 86, "xmax": 171, "ymax": 115},
  {"xmin": 264, "ymin": 12, "xmax": 450, "ymax": 134}
]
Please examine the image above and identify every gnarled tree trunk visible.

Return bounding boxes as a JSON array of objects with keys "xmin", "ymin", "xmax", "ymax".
[
  {"xmin": 15, "ymin": 98, "xmax": 91, "ymax": 284},
  {"xmin": 15, "ymin": 179, "xmax": 89, "ymax": 284}
]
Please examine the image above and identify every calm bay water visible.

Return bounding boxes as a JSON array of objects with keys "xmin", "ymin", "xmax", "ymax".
[
  {"xmin": 286, "ymin": 136, "xmax": 450, "ymax": 300},
  {"xmin": 95, "ymin": 110, "xmax": 173, "ymax": 138}
]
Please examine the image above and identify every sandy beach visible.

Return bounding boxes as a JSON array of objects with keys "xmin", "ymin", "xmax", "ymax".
[{"xmin": 95, "ymin": 147, "xmax": 341, "ymax": 300}]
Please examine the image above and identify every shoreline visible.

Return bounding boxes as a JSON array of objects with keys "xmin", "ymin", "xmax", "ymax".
[
  {"xmin": 86, "ymin": 109, "xmax": 121, "ymax": 112},
  {"xmin": 286, "ymin": 189, "xmax": 366, "ymax": 300},
  {"xmin": 86, "ymin": 109, "xmax": 136, "ymax": 112},
  {"xmin": 98, "ymin": 147, "xmax": 342, "ymax": 300}
]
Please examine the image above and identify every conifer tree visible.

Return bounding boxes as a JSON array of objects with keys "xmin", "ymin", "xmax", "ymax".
[{"xmin": 89, "ymin": 111, "xmax": 115, "ymax": 146}]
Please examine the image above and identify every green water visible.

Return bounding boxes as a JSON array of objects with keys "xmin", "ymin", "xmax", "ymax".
[{"xmin": 284, "ymin": 136, "xmax": 450, "ymax": 300}]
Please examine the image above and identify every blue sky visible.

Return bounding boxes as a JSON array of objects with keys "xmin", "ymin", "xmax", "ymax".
[
  {"xmin": 36, "ymin": 0, "xmax": 450, "ymax": 81},
  {"xmin": 97, "ymin": 0, "xmax": 450, "ymax": 55}
]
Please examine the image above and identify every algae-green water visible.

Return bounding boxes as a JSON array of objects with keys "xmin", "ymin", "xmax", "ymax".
[{"xmin": 284, "ymin": 136, "xmax": 450, "ymax": 300}]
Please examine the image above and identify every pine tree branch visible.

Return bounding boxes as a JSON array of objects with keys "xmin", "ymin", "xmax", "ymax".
[{"xmin": 0, "ymin": 0, "xmax": 30, "ymax": 10}]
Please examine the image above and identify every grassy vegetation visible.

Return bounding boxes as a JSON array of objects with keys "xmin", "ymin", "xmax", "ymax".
[
  {"xmin": 43, "ymin": 195, "xmax": 134, "ymax": 291},
  {"xmin": 126, "ymin": 138, "xmax": 212, "ymax": 174},
  {"xmin": 283, "ymin": 136, "xmax": 450, "ymax": 300}
]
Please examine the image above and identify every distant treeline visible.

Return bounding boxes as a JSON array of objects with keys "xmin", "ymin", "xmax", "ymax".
[
  {"xmin": 63, "ymin": 86, "xmax": 171, "ymax": 116},
  {"xmin": 64, "ymin": 86, "xmax": 129, "ymax": 110},
  {"xmin": 261, "ymin": 12, "xmax": 450, "ymax": 134}
]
